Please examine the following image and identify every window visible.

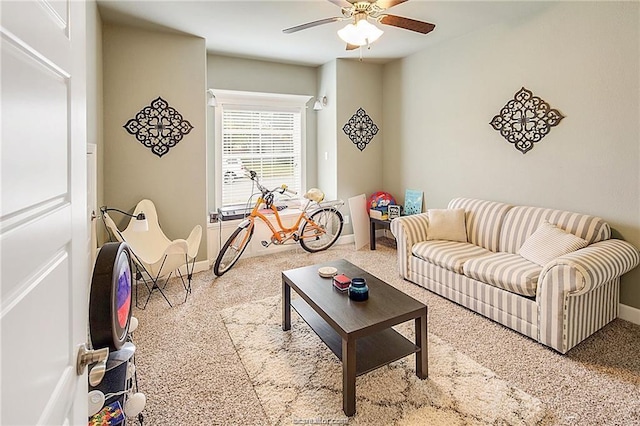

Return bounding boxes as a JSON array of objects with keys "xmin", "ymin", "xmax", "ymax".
[
  {"xmin": 221, "ymin": 108, "xmax": 301, "ymax": 206},
  {"xmin": 213, "ymin": 90, "xmax": 310, "ymax": 208}
]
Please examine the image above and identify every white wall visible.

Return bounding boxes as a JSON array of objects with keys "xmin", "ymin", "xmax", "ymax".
[
  {"xmin": 87, "ymin": 1, "xmax": 103, "ymax": 214},
  {"xmin": 102, "ymin": 24, "xmax": 207, "ymax": 260},
  {"xmin": 383, "ymin": 2, "xmax": 640, "ymax": 307},
  {"xmin": 316, "ymin": 60, "xmax": 338, "ymax": 201}
]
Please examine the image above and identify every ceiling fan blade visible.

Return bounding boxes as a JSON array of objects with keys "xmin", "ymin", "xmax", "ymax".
[
  {"xmin": 378, "ymin": 14, "xmax": 435, "ymax": 34},
  {"xmin": 346, "ymin": 43, "xmax": 359, "ymax": 51},
  {"xmin": 326, "ymin": 0, "xmax": 354, "ymax": 7},
  {"xmin": 283, "ymin": 17, "xmax": 342, "ymax": 34},
  {"xmin": 375, "ymin": 0, "xmax": 408, "ymax": 10}
]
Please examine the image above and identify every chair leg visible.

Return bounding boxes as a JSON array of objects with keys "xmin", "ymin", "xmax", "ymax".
[
  {"xmin": 132, "ymin": 255, "xmax": 196, "ymax": 309},
  {"xmin": 133, "ymin": 266, "xmax": 154, "ymax": 310},
  {"xmin": 134, "ymin": 259, "xmax": 173, "ymax": 309},
  {"xmin": 147, "ymin": 275, "xmax": 173, "ymax": 309},
  {"xmin": 185, "ymin": 257, "xmax": 195, "ymax": 301},
  {"xmin": 176, "ymin": 255, "xmax": 196, "ymax": 304}
]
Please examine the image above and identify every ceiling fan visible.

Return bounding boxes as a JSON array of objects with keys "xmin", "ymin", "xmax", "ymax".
[{"xmin": 283, "ymin": 0, "xmax": 435, "ymax": 50}]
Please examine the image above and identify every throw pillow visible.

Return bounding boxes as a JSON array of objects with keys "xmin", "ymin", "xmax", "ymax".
[
  {"xmin": 518, "ymin": 220, "xmax": 588, "ymax": 266},
  {"xmin": 426, "ymin": 209, "xmax": 467, "ymax": 242}
]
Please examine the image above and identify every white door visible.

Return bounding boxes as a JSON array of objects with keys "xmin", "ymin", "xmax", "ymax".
[{"xmin": 1, "ymin": 0, "xmax": 89, "ymax": 424}]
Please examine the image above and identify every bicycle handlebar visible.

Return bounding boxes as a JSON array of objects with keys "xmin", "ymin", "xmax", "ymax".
[
  {"xmin": 246, "ymin": 169, "xmax": 296, "ymax": 197},
  {"xmin": 280, "ymin": 184, "xmax": 297, "ymax": 196}
]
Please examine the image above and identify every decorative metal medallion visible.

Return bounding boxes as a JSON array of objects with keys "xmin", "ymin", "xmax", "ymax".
[
  {"xmin": 342, "ymin": 108, "xmax": 379, "ymax": 152},
  {"xmin": 490, "ymin": 87, "xmax": 565, "ymax": 154},
  {"xmin": 123, "ymin": 97, "xmax": 193, "ymax": 158}
]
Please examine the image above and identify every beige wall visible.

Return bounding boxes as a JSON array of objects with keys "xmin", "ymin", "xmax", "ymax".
[
  {"xmin": 102, "ymin": 24, "xmax": 207, "ymax": 260},
  {"xmin": 208, "ymin": 54, "xmax": 317, "ymax": 95},
  {"xmin": 336, "ymin": 59, "xmax": 384, "ymax": 235},
  {"xmin": 206, "ymin": 54, "xmax": 317, "ymax": 211},
  {"xmin": 382, "ymin": 2, "xmax": 640, "ymax": 307}
]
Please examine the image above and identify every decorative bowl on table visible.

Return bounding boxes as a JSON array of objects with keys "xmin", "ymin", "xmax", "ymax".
[{"xmin": 348, "ymin": 277, "xmax": 369, "ymax": 301}]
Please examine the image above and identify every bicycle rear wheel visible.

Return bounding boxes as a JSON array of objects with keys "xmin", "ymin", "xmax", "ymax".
[
  {"xmin": 214, "ymin": 224, "xmax": 254, "ymax": 276},
  {"xmin": 299, "ymin": 208, "xmax": 343, "ymax": 253}
]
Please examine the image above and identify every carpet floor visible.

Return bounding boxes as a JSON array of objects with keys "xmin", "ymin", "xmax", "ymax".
[
  {"xmin": 130, "ymin": 240, "xmax": 640, "ymax": 425},
  {"xmin": 220, "ymin": 295, "xmax": 544, "ymax": 425}
]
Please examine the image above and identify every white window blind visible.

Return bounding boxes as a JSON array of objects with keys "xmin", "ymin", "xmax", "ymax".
[{"xmin": 221, "ymin": 107, "xmax": 302, "ymax": 206}]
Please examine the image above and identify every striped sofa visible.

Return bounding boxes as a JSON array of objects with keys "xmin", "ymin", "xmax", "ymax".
[{"xmin": 391, "ymin": 198, "xmax": 640, "ymax": 353}]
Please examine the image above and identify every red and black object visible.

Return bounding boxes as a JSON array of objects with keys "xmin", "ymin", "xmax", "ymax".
[
  {"xmin": 89, "ymin": 242, "xmax": 133, "ymax": 351},
  {"xmin": 333, "ymin": 274, "xmax": 351, "ymax": 291}
]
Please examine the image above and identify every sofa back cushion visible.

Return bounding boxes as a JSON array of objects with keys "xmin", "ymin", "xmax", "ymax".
[
  {"xmin": 500, "ymin": 206, "xmax": 611, "ymax": 254},
  {"xmin": 447, "ymin": 198, "xmax": 513, "ymax": 252}
]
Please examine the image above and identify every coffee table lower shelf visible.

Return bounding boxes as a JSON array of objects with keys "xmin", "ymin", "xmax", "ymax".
[{"xmin": 291, "ymin": 298, "xmax": 419, "ymax": 376}]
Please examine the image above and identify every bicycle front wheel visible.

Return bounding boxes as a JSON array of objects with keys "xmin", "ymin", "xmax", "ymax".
[
  {"xmin": 214, "ymin": 224, "xmax": 254, "ymax": 276},
  {"xmin": 299, "ymin": 208, "xmax": 343, "ymax": 253}
]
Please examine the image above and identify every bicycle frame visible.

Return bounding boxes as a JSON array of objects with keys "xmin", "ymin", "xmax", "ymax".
[
  {"xmin": 237, "ymin": 193, "xmax": 344, "ymax": 247},
  {"xmin": 214, "ymin": 170, "xmax": 345, "ymax": 276}
]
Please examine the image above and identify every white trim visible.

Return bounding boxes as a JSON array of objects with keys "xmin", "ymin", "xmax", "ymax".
[
  {"xmin": 619, "ymin": 303, "xmax": 640, "ymax": 325},
  {"xmin": 336, "ymin": 233, "xmax": 354, "ymax": 246},
  {"xmin": 192, "ymin": 260, "xmax": 210, "ymax": 274},
  {"xmin": 177, "ymin": 260, "xmax": 209, "ymax": 275},
  {"xmin": 206, "ymin": 231, "xmax": 356, "ymax": 267},
  {"xmin": 211, "ymin": 89, "xmax": 312, "ymax": 108}
]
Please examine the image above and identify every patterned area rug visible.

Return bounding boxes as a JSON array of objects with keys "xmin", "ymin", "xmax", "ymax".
[{"xmin": 220, "ymin": 295, "xmax": 545, "ymax": 425}]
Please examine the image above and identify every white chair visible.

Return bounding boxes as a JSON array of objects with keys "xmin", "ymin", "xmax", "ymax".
[{"xmin": 101, "ymin": 199, "xmax": 202, "ymax": 308}]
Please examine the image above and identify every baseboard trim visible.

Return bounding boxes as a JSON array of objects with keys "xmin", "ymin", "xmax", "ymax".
[
  {"xmin": 336, "ymin": 233, "xmax": 355, "ymax": 245},
  {"xmin": 206, "ymin": 234, "xmax": 357, "ymax": 267},
  {"xmin": 193, "ymin": 260, "xmax": 210, "ymax": 274},
  {"xmin": 619, "ymin": 303, "xmax": 640, "ymax": 325},
  {"xmin": 178, "ymin": 260, "xmax": 210, "ymax": 275}
]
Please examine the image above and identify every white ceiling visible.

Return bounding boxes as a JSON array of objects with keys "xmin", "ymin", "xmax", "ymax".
[{"xmin": 97, "ymin": 0, "xmax": 549, "ymax": 67}]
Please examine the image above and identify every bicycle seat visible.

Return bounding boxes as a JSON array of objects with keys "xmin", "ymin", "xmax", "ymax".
[{"xmin": 304, "ymin": 188, "xmax": 325, "ymax": 203}]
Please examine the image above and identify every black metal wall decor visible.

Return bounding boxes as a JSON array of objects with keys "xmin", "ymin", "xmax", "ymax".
[
  {"xmin": 490, "ymin": 87, "xmax": 565, "ymax": 154},
  {"xmin": 123, "ymin": 97, "xmax": 193, "ymax": 158},
  {"xmin": 343, "ymin": 108, "xmax": 379, "ymax": 152}
]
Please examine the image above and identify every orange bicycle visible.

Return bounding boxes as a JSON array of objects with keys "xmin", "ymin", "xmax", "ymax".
[{"xmin": 213, "ymin": 170, "xmax": 344, "ymax": 276}]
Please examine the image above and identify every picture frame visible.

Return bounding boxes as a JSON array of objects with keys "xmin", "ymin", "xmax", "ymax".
[
  {"xmin": 404, "ymin": 189, "xmax": 423, "ymax": 215},
  {"xmin": 388, "ymin": 204, "xmax": 402, "ymax": 220}
]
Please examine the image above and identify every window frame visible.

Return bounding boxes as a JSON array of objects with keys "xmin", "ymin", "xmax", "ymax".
[{"xmin": 212, "ymin": 89, "xmax": 311, "ymax": 209}]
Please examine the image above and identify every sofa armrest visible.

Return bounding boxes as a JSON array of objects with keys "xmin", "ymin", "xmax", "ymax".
[
  {"xmin": 390, "ymin": 213, "xmax": 430, "ymax": 278},
  {"xmin": 539, "ymin": 239, "xmax": 640, "ymax": 296},
  {"xmin": 537, "ymin": 239, "xmax": 639, "ymax": 353}
]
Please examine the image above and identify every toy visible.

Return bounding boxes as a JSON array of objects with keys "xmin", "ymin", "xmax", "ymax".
[{"xmin": 368, "ymin": 191, "xmax": 396, "ymax": 212}]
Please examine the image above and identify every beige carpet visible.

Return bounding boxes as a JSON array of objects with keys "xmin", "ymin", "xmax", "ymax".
[
  {"xmin": 220, "ymin": 295, "xmax": 544, "ymax": 425},
  {"xmin": 131, "ymin": 240, "xmax": 640, "ymax": 425}
]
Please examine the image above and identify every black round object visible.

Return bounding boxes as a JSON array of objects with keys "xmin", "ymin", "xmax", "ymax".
[{"xmin": 89, "ymin": 242, "xmax": 133, "ymax": 351}]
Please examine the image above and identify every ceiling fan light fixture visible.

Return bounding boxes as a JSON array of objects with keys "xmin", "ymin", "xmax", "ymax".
[{"xmin": 337, "ymin": 19, "xmax": 383, "ymax": 46}]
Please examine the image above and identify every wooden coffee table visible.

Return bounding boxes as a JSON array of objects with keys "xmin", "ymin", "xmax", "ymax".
[{"xmin": 282, "ymin": 259, "xmax": 428, "ymax": 416}]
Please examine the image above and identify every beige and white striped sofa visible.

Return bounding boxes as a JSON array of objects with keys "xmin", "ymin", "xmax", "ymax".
[{"xmin": 391, "ymin": 198, "xmax": 640, "ymax": 353}]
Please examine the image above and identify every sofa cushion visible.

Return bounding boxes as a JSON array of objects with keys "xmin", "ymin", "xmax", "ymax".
[
  {"xmin": 518, "ymin": 221, "xmax": 589, "ymax": 266},
  {"xmin": 500, "ymin": 205, "xmax": 610, "ymax": 254},
  {"xmin": 447, "ymin": 198, "xmax": 513, "ymax": 252},
  {"xmin": 412, "ymin": 240, "xmax": 492, "ymax": 274},
  {"xmin": 463, "ymin": 252, "xmax": 542, "ymax": 297},
  {"xmin": 426, "ymin": 209, "xmax": 467, "ymax": 242}
]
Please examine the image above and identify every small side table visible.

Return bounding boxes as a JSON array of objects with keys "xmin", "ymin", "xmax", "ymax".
[{"xmin": 369, "ymin": 217, "xmax": 392, "ymax": 250}]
